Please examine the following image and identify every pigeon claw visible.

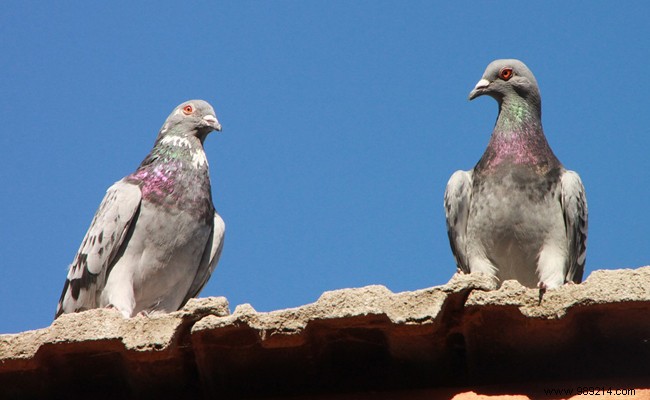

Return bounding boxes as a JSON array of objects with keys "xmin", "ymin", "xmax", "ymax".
[{"xmin": 537, "ymin": 282, "xmax": 548, "ymax": 305}]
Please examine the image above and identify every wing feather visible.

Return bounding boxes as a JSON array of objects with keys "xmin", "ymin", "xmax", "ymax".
[
  {"xmin": 55, "ymin": 180, "xmax": 142, "ymax": 318},
  {"xmin": 180, "ymin": 212, "xmax": 226, "ymax": 307},
  {"xmin": 444, "ymin": 170, "xmax": 473, "ymax": 273},
  {"xmin": 560, "ymin": 170, "xmax": 588, "ymax": 283}
]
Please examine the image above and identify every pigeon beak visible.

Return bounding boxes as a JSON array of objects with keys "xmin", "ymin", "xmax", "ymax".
[
  {"xmin": 203, "ymin": 115, "xmax": 222, "ymax": 132},
  {"xmin": 468, "ymin": 78, "xmax": 490, "ymax": 100}
]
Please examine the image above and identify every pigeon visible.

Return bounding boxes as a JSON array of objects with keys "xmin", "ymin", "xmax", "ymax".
[
  {"xmin": 444, "ymin": 59, "xmax": 588, "ymax": 293},
  {"xmin": 55, "ymin": 100, "xmax": 225, "ymax": 318}
]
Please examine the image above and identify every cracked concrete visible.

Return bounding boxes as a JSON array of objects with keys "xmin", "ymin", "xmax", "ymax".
[{"xmin": 1, "ymin": 267, "xmax": 650, "ymax": 399}]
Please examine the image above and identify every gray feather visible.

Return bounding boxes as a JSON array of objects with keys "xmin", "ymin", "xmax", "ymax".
[
  {"xmin": 181, "ymin": 213, "xmax": 226, "ymax": 306},
  {"xmin": 561, "ymin": 170, "xmax": 588, "ymax": 283},
  {"xmin": 56, "ymin": 181, "xmax": 141, "ymax": 316},
  {"xmin": 444, "ymin": 170, "xmax": 472, "ymax": 274}
]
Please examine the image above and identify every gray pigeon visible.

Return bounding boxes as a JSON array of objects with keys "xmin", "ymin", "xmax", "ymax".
[
  {"xmin": 56, "ymin": 100, "xmax": 225, "ymax": 318},
  {"xmin": 444, "ymin": 59, "xmax": 588, "ymax": 292}
]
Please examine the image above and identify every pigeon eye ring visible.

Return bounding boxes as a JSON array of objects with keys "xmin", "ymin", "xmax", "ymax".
[{"xmin": 499, "ymin": 67, "xmax": 513, "ymax": 80}]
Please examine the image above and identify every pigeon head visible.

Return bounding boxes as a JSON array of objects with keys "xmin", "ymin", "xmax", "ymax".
[
  {"xmin": 468, "ymin": 59, "xmax": 540, "ymax": 106},
  {"xmin": 160, "ymin": 100, "xmax": 222, "ymax": 143},
  {"xmin": 470, "ymin": 59, "xmax": 558, "ymax": 171}
]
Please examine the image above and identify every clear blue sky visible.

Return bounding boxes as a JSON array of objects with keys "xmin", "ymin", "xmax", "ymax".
[{"xmin": 1, "ymin": 2, "xmax": 649, "ymax": 334}]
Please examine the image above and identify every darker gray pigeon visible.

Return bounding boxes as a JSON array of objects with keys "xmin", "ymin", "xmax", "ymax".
[
  {"xmin": 56, "ymin": 100, "xmax": 225, "ymax": 318},
  {"xmin": 444, "ymin": 59, "xmax": 588, "ymax": 293}
]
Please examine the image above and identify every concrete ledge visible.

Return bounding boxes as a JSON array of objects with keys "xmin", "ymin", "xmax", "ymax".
[{"xmin": 1, "ymin": 268, "xmax": 649, "ymax": 399}]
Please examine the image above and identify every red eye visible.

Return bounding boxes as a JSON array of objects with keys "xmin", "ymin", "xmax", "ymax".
[
  {"xmin": 499, "ymin": 67, "xmax": 514, "ymax": 81},
  {"xmin": 182, "ymin": 105, "xmax": 194, "ymax": 115}
]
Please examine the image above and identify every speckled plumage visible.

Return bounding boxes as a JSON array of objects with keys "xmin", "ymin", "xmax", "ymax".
[
  {"xmin": 444, "ymin": 60, "xmax": 588, "ymax": 290},
  {"xmin": 56, "ymin": 100, "xmax": 225, "ymax": 318}
]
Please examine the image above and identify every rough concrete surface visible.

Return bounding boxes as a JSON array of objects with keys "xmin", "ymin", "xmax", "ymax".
[{"xmin": 1, "ymin": 267, "xmax": 649, "ymax": 399}]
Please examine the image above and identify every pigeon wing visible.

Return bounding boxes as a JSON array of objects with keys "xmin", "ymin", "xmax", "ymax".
[
  {"xmin": 444, "ymin": 170, "xmax": 473, "ymax": 273},
  {"xmin": 55, "ymin": 179, "xmax": 142, "ymax": 318},
  {"xmin": 180, "ymin": 212, "xmax": 226, "ymax": 307},
  {"xmin": 560, "ymin": 170, "xmax": 588, "ymax": 283}
]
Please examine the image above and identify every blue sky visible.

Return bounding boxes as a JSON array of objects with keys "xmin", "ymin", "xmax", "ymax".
[{"xmin": 1, "ymin": 2, "xmax": 649, "ymax": 334}]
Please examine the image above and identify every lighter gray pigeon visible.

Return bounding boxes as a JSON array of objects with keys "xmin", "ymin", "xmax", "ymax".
[
  {"xmin": 444, "ymin": 59, "xmax": 588, "ymax": 292},
  {"xmin": 56, "ymin": 100, "xmax": 225, "ymax": 318}
]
